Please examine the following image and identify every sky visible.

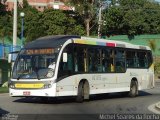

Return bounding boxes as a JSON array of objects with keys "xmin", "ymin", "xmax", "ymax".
[{"xmin": 155, "ymin": 0, "xmax": 160, "ymax": 2}]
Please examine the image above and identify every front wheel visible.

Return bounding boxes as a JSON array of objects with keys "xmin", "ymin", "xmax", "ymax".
[
  {"xmin": 76, "ymin": 83, "xmax": 84, "ymax": 103},
  {"xmin": 129, "ymin": 81, "xmax": 138, "ymax": 97}
]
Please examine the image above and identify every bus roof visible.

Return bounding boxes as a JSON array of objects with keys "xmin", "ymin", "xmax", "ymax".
[
  {"xmin": 24, "ymin": 35, "xmax": 80, "ymax": 49},
  {"xmin": 24, "ymin": 35, "xmax": 151, "ymax": 50},
  {"xmin": 77, "ymin": 37, "xmax": 151, "ymax": 50}
]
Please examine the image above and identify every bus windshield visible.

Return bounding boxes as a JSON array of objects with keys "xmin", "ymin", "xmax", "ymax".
[{"xmin": 12, "ymin": 48, "xmax": 58, "ymax": 79}]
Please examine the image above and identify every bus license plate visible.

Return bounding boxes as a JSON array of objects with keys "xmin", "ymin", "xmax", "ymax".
[{"xmin": 23, "ymin": 91, "xmax": 30, "ymax": 96}]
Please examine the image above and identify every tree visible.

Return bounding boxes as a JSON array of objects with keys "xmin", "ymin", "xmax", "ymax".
[
  {"xmin": 103, "ymin": 0, "xmax": 160, "ymax": 36},
  {"xmin": 41, "ymin": 9, "xmax": 85, "ymax": 36},
  {"xmin": 18, "ymin": 0, "xmax": 42, "ymax": 42},
  {"xmin": 17, "ymin": 0, "xmax": 85, "ymax": 42},
  {"xmin": 0, "ymin": 0, "xmax": 6, "ymax": 16},
  {"xmin": 0, "ymin": 2, "xmax": 12, "ymax": 58},
  {"xmin": 66, "ymin": 0, "xmax": 98, "ymax": 36}
]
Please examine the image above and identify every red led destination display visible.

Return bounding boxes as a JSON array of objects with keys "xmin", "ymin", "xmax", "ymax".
[{"xmin": 26, "ymin": 48, "xmax": 54, "ymax": 55}]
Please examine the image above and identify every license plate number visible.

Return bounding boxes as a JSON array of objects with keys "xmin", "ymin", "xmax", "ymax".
[{"xmin": 23, "ymin": 91, "xmax": 30, "ymax": 96}]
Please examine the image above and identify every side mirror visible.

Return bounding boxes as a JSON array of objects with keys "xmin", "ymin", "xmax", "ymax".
[
  {"xmin": 63, "ymin": 53, "xmax": 67, "ymax": 62},
  {"xmin": 8, "ymin": 51, "xmax": 19, "ymax": 63}
]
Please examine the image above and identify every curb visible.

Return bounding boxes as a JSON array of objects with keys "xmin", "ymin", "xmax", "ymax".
[
  {"xmin": 0, "ymin": 93, "xmax": 9, "ymax": 95},
  {"xmin": 155, "ymin": 102, "xmax": 160, "ymax": 111}
]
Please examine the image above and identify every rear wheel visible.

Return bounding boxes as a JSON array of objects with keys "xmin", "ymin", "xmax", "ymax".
[{"xmin": 129, "ymin": 80, "xmax": 138, "ymax": 97}]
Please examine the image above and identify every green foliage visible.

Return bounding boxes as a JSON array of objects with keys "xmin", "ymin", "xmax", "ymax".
[
  {"xmin": 0, "ymin": 87, "xmax": 8, "ymax": 93},
  {"xmin": 154, "ymin": 62, "xmax": 160, "ymax": 74},
  {"xmin": 17, "ymin": 0, "xmax": 85, "ymax": 42},
  {"xmin": 148, "ymin": 40, "xmax": 156, "ymax": 52},
  {"xmin": 18, "ymin": 0, "xmax": 40, "ymax": 42},
  {"xmin": 66, "ymin": 0, "xmax": 98, "ymax": 36},
  {"xmin": 2, "ymin": 0, "xmax": 160, "ymax": 43},
  {"xmin": 0, "ymin": 2, "xmax": 12, "ymax": 44},
  {"xmin": 103, "ymin": 0, "xmax": 160, "ymax": 36},
  {"xmin": 0, "ymin": 1, "xmax": 7, "ymax": 16},
  {"xmin": 0, "ymin": 15, "xmax": 12, "ymax": 38},
  {"xmin": 41, "ymin": 9, "xmax": 85, "ymax": 36}
]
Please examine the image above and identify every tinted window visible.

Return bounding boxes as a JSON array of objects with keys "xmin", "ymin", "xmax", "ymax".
[
  {"xmin": 137, "ymin": 52, "xmax": 148, "ymax": 68},
  {"xmin": 126, "ymin": 51, "xmax": 137, "ymax": 68},
  {"xmin": 115, "ymin": 50, "xmax": 126, "ymax": 72}
]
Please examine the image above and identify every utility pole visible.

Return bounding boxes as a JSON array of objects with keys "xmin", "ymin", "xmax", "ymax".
[
  {"xmin": 98, "ymin": 0, "xmax": 102, "ymax": 38},
  {"xmin": 13, "ymin": 0, "xmax": 17, "ymax": 50}
]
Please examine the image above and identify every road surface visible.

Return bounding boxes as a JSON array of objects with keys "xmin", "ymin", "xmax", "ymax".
[{"xmin": 0, "ymin": 80, "xmax": 160, "ymax": 120}]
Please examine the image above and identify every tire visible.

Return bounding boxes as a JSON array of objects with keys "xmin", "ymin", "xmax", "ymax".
[
  {"xmin": 76, "ymin": 82, "xmax": 84, "ymax": 103},
  {"xmin": 129, "ymin": 80, "xmax": 138, "ymax": 97}
]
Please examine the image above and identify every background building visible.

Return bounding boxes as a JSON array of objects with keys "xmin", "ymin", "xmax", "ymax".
[{"xmin": 3, "ymin": 0, "xmax": 73, "ymax": 11}]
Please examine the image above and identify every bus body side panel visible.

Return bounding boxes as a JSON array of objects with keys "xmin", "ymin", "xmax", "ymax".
[
  {"xmin": 56, "ymin": 69, "xmax": 154, "ymax": 97},
  {"xmin": 56, "ymin": 73, "xmax": 131, "ymax": 97},
  {"xmin": 126, "ymin": 68, "xmax": 154, "ymax": 90}
]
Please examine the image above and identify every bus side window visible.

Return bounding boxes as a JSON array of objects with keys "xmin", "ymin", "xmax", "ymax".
[
  {"xmin": 137, "ymin": 52, "xmax": 148, "ymax": 68},
  {"xmin": 96, "ymin": 49, "xmax": 102, "ymax": 72},
  {"xmin": 110, "ymin": 49, "xmax": 115, "ymax": 72},
  {"xmin": 102, "ymin": 49, "xmax": 115, "ymax": 72},
  {"xmin": 126, "ymin": 51, "xmax": 137, "ymax": 68},
  {"xmin": 115, "ymin": 50, "xmax": 126, "ymax": 72},
  {"xmin": 74, "ymin": 49, "xmax": 78, "ymax": 72},
  {"xmin": 88, "ymin": 47, "xmax": 102, "ymax": 72},
  {"xmin": 102, "ymin": 50, "xmax": 106, "ymax": 72},
  {"xmin": 74, "ymin": 46, "xmax": 85, "ymax": 73},
  {"xmin": 88, "ymin": 48, "xmax": 95, "ymax": 72}
]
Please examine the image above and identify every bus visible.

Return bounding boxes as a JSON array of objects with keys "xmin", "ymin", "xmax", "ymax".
[{"xmin": 9, "ymin": 35, "xmax": 154, "ymax": 102}]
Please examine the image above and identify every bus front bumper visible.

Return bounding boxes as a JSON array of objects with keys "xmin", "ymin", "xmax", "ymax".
[{"xmin": 9, "ymin": 83, "xmax": 56, "ymax": 97}]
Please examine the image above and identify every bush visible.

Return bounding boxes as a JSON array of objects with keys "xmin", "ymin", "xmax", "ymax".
[{"xmin": 2, "ymin": 81, "xmax": 8, "ymax": 88}]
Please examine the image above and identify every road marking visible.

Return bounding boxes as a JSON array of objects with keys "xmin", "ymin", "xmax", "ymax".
[{"xmin": 148, "ymin": 103, "xmax": 160, "ymax": 114}]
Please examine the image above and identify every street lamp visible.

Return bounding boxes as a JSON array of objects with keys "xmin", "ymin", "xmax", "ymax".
[{"xmin": 20, "ymin": 12, "xmax": 25, "ymax": 47}]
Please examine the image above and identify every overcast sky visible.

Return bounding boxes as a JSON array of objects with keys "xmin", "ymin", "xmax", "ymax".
[{"xmin": 155, "ymin": 0, "xmax": 160, "ymax": 2}]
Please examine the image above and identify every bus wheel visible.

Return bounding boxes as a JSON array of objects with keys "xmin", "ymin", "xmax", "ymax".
[
  {"xmin": 129, "ymin": 80, "xmax": 138, "ymax": 97},
  {"xmin": 76, "ymin": 82, "xmax": 84, "ymax": 103}
]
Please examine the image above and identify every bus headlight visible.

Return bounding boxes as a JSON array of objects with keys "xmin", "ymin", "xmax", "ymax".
[
  {"xmin": 46, "ymin": 70, "xmax": 54, "ymax": 78},
  {"xmin": 43, "ymin": 84, "xmax": 52, "ymax": 89},
  {"xmin": 10, "ymin": 84, "xmax": 15, "ymax": 88}
]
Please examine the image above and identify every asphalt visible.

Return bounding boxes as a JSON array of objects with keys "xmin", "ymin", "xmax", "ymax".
[
  {"xmin": 149, "ymin": 79, "xmax": 160, "ymax": 114},
  {"xmin": 155, "ymin": 102, "xmax": 160, "ymax": 112}
]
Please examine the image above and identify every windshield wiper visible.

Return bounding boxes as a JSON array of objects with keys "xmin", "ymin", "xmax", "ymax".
[
  {"xmin": 35, "ymin": 70, "xmax": 40, "ymax": 80},
  {"xmin": 17, "ymin": 71, "xmax": 27, "ymax": 80},
  {"xmin": 33, "ymin": 68, "xmax": 40, "ymax": 80}
]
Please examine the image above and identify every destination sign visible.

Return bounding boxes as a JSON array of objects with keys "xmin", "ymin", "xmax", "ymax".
[{"xmin": 26, "ymin": 48, "xmax": 54, "ymax": 55}]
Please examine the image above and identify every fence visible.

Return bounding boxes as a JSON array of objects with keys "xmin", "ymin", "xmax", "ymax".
[
  {"xmin": 0, "ymin": 43, "xmax": 21, "ymax": 59},
  {"xmin": 0, "ymin": 44, "xmax": 21, "ymax": 86},
  {"xmin": 0, "ymin": 59, "xmax": 11, "ymax": 86}
]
